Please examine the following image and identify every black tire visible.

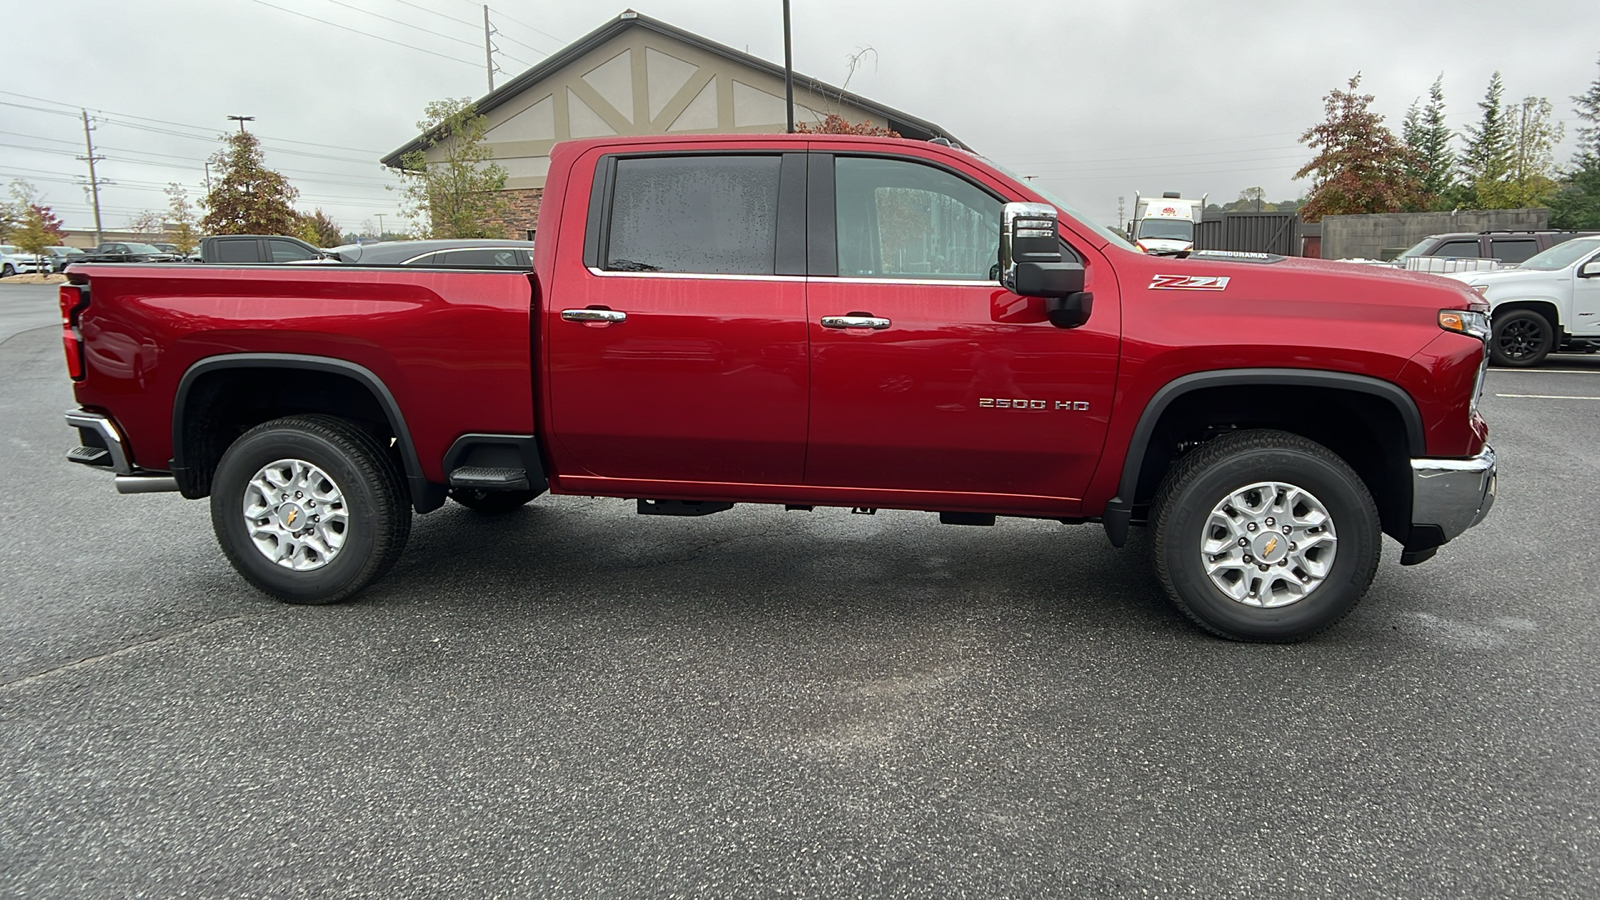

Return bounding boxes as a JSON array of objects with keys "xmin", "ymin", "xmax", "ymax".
[
  {"xmin": 1489, "ymin": 309, "xmax": 1554, "ymax": 368},
  {"xmin": 0, "ymin": 264, "xmax": 14, "ymax": 277},
  {"xmin": 211, "ymin": 415, "xmax": 410, "ymax": 605},
  {"xmin": 449, "ymin": 487, "xmax": 537, "ymax": 514},
  {"xmin": 1151, "ymin": 429, "xmax": 1381, "ymax": 642}
]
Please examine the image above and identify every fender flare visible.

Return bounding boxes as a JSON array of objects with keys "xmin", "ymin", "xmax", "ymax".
[
  {"xmin": 171, "ymin": 353, "xmax": 444, "ymax": 513},
  {"xmin": 1101, "ymin": 368, "xmax": 1425, "ymax": 546}
]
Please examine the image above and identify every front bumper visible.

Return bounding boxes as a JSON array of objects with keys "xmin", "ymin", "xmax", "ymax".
[{"xmin": 1411, "ymin": 445, "xmax": 1496, "ymax": 544}]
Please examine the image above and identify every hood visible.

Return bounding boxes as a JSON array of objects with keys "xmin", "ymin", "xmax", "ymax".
[{"xmin": 1444, "ymin": 266, "xmax": 1558, "ymax": 287}]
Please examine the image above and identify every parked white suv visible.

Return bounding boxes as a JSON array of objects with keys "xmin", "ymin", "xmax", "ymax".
[
  {"xmin": 0, "ymin": 244, "xmax": 44, "ymax": 277},
  {"xmin": 1446, "ymin": 236, "xmax": 1600, "ymax": 367}
]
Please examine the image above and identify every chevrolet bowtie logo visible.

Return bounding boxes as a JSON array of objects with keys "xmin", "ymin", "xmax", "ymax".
[
  {"xmin": 1263, "ymin": 536, "xmax": 1278, "ymax": 556},
  {"xmin": 285, "ymin": 509, "xmax": 299, "ymax": 527}
]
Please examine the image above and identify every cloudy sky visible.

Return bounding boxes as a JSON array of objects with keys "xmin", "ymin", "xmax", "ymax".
[{"xmin": 4, "ymin": 0, "xmax": 1596, "ymax": 237}]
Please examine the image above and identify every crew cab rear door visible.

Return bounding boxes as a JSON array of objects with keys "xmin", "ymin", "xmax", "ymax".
[
  {"xmin": 802, "ymin": 151, "xmax": 1120, "ymax": 507},
  {"xmin": 544, "ymin": 147, "xmax": 809, "ymax": 484}
]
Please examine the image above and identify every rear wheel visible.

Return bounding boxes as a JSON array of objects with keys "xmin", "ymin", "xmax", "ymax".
[
  {"xmin": 1490, "ymin": 309, "xmax": 1554, "ymax": 367},
  {"xmin": 1152, "ymin": 430, "xmax": 1380, "ymax": 642},
  {"xmin": 1, "ymin": 263, "xmax": 14, "ymax": 277},
  {"xmin": 449, "ymin": 487, "xmax": 537, "ymax": 514},
  {"xmin": 211, "ymin": 415, "xmax": 410, "ymax": 605}
]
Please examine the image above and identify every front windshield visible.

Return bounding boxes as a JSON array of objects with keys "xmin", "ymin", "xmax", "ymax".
[
  {"xmin": 981, "ymin": 155, "xmax": 1136, "ymax": 250},
  {"xmin": 1518, "ymin": 237, "xmax": 1600, "ymax": 271},
  {"xmin": 1392, "ymin": 237, "xmax": 1437, "ymax": 263},
  {"xmin": 1136, "ymin": 219, "xmax": 1194, "ymax": 242}
]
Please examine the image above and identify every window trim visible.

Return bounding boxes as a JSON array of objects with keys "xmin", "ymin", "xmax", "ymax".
[{"xmin": 581, "ymin": 150, "xmax": 805, "ymax": 278}]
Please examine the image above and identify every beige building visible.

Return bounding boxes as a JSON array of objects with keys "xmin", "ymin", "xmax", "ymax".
[{"xmin": 381, "ymin": 9, "xmax": 963, "ymax": 238}]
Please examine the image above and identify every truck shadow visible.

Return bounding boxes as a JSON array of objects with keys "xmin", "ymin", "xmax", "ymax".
[{"xmin": 381, "ymin": 496, "xmax": 1181, "ymax": 634}]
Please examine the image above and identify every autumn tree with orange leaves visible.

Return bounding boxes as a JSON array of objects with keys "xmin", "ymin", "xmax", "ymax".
[{"xmin": 1295, "ymin": 75, "xmax": 1422, "ymax": 222}]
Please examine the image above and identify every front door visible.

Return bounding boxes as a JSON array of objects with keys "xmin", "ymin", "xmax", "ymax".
[
  {"xmin": 804, "ymin": 154, "xmax": 1120, "ymax": 508},
  {"xmin": 545, "ymin": 150, "xmax": 809, "ymax": 485},
  {"xmin": 1573, "ymin": 246, "xmax": 1600, "ymax": 336}
]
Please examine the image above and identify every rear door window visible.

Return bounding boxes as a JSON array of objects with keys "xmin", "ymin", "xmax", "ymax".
[
  {"xmin": 433, "ymin": 248, "xmax": 529, "ymax": 268},
  {"xmin": 1489, "ymin": 239, "xmax": 1539, "ymax": 264},
  {"xmin": 603, "ymin": 156, "xmax": 782, "ymax": 275},
  {"xmin": 214, "ymin": 240, "xmax": 259, "ymax": 263}
]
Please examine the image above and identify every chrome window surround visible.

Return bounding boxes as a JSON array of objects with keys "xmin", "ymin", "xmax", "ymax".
[{"xmin": 584, "ymin": 266, "xmax": 995, "ymax": 287}]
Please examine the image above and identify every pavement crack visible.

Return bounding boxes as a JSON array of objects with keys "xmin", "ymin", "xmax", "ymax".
[{"xmin": 0, "ymin": 613, "xmax": 259, "ymax": 690}]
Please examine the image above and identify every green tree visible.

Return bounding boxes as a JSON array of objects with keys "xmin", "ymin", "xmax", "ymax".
[
  {"xmin": 13, "ymin": 202, "xmax": 65, "ymax": 266},
  {"xmin": 1294, "ymin": 74, "xmax": 1422, "ymax": 222},
  {"xmin": 1402, "ymin": 74, "xmax": 1456, "ymax": 208},
  {"xmin": 1551, "ymin": 54, "xmax": 1600, "ymax": 229},
  {"xmin": 299, "ymin": 208, "xmax": 342, "ymax": 247},
  {"xmin": 165, "ymin": 184, "xmax": 201, "ymax": 255},
  {"xmin": 201, "ymin": 130, "xmax": 301, "ymax": 235},
  {"xmin": 1460, "ymin": 72, "xmax": 1512, "ymax": 207},
  {"xmin": 393, "ymin": 99, "xmax": 510, "ymax": 239},
  {"xmin": 1488, "ymin": 96, "xmax": 1563, "ymax": 208}
]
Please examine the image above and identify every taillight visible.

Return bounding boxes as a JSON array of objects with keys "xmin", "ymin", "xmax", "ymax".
[{"xmin": 59, "ymin": 284, "xmax": 89, "ymax": 380}]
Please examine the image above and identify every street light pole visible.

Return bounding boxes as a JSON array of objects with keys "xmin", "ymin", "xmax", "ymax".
[{"xmin": 782, "ymin": 0, "xmax": 795, "ymax": 133}]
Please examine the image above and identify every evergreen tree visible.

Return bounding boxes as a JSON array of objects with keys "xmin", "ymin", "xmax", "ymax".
[
  {"xmin": 201, "ymin": 130, "xmax": 302, "ymax": 235},
  {"xmin": 1294, "ymin": 74, "xmax": 1422, "ymax": 221},
  {"xmin": 1460, "ymin": 72, "xmax": 1512, "ymax": 207},
  {"xmin": 1402, "ymin": 74, "xmax": 1456, "ymax": 208},
  {"xmin": 1551, "ymin": 54, "xmax": 1600, "ymax": 229}
]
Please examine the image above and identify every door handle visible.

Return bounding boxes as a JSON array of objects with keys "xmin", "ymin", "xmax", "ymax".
[
  {"xmin": 821, "ymin": 314, "xmax": 891, "ymax": 330},
  {"xmin": 561, "ymin": 308, "xmax": 626, "ymax": 324}
]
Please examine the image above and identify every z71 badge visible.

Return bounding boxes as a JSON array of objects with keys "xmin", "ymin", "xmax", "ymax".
[{"xmin": 1149, "ymin": 274, "xmax": 1231, "ymax": 291}]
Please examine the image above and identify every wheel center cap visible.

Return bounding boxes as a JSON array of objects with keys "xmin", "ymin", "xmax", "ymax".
[
  {"xmin": 1252, "ymin": 531, "xmax": 1288, "ymax": 563},
  {"xmin": 277, "ymin": 502, "xmax": 308, "ymax": 531}
]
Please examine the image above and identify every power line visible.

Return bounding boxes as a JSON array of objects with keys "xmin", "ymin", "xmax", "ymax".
[
  {"xmin": 245, "ymin": 0, "xmax": 480, "ymax": 68},
  {"xmin": 322, "ymin": 0, "xmax": 483, "ymax": 50}
]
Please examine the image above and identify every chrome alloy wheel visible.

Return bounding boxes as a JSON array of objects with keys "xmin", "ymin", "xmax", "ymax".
[
  {"xmin": 1200, "ymin": 481, "xmax": 1337, "ymax": 608},
  {"xmin": 242, "ymin": 458, "xmax": 350, "ymax": 571}
]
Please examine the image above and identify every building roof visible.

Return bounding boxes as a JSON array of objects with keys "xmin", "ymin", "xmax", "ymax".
[{"xmin": 380, "ymin": 9, "xmax": 965, "ymax": 167}]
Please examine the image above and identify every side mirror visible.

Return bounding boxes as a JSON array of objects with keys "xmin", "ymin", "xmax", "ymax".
[
  {"xmin": 999, "ymin": 201, "xmax": 1093, "ymax": 328},
  {"xmin": 1581, "ymin": 260, "xmax": 1600, "ymax": 278}
]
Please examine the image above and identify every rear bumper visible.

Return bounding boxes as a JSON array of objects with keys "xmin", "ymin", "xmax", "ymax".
[
  {"xmin": 65, "ymin": 408, "xmax": 179, "ymax": 493},
  {"xmin": 1411, "ymin": 444, "xmax": 1496, "ymax": 544}
]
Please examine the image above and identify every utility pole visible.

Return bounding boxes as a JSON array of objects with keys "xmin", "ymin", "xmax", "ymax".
[
  {"xmin": 375, "ymin": 213, "xmax": 385, "ymax": 238},
  {"xmin": 1118, "ymin": 196, "xmax": 1125, "ymax": 231},
  {"xmin": 781, "ymin": 0, "xmax": 794, "ymax": 133},
  {"xmin": 483, "ymin": 5, "xmax": 496, "ymax": 93},
  {"xmin": 77, "ymin": 110, "xmax": 105, "ymax": 246},
  {"xmin": 227, "ymin": 115, "xmax": 254, "ymax": 133}
]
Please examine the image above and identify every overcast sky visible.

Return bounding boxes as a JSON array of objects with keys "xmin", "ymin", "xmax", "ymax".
[{"xmin": 4, "ymin": 0, "xmax": 1596, "ymax": 237}]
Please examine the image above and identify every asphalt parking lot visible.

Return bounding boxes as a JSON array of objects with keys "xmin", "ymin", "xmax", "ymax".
[{"xmin": 2, "ymin": 280, "xmax": 1598, "ymax": 898}]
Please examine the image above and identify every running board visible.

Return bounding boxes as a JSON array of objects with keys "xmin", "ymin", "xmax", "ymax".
[{"xmin": 447, "ymin": 466, "xmax": 530, "ymax": 491}]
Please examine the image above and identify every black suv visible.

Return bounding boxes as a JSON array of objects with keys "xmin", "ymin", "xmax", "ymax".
[{"xmin": 1392, "ymin": 230, "xmax": 1599, "ymax": 266}]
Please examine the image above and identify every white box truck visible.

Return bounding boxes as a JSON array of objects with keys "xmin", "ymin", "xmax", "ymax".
[{"xmin": 1131, "ymin": 192, "xmax": 1207, "ymax": 256}]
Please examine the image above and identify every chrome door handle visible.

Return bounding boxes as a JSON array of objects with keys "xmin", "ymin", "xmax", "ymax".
[
  {"xmin": 821, "ymin": 314, "xmax": 891, "ymax": 330},
  {"xmin": 561, "ymin": 308, "xmax": 626, "ymax": 323}
]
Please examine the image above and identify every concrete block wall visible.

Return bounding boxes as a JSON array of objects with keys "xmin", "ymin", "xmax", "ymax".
[{"xmin": 1321, "ymin": 209, "xmax": 1550, "ymax": 260}]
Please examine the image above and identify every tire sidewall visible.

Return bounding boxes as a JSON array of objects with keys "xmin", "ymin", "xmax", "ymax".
[
  {"xmin": 211, "ymin": 426, "xmax": 385, "ymax": 603},
  {"xmin": 1160, "ymin": 446, "xmax": 1379, "ymax": 641},
  {"xmin": 1490, "ymin": 310, "xmax": 1552, "ymax": 367}
]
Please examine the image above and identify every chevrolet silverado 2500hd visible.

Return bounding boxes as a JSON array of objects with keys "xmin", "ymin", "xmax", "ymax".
[{"xmin": 60, "ymin": 134, "xmax": 1496, "ymax": 641}]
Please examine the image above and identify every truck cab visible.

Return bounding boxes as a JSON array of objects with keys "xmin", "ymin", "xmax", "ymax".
[{"xmin": 1130, "ymin": 191, "xmax": 1206, "ymax": 256}]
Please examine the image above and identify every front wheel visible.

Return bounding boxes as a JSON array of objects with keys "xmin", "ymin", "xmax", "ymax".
[
  {"xmin": 211, "ymin": 415, "xmax": 411, "ymax": 605},
  {"xmin": 1152, "ymin": 430, "xmax": 1381, "ymax": 642},
  {"xmin": 0, "ymin": 263, "xmax": 14, "ymax": 277},
  {"xmin": 1489, "ymin": 309, "xmax": 1554, "ymax": 367}
]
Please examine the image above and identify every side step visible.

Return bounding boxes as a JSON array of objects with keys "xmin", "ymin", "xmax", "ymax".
[
  {"xmin": 637, "ymin": 499, "xmax": 734, "ymax": 517},
  {"xmin": 447, "ymin": 466, "xmax": 530, "ymax": 491},
  {"xmin": 68, "ymin": 446, "xmax": 111, "ymax": 467}
]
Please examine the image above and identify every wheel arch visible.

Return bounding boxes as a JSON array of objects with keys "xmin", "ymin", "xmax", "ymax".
[
  {"xmin": 1491, "ymin": 299, "xmax": 1563, "ymax": 332},
  {"xmin": 1103, "ymin": 369, "xmax": 1424, "ymax": 546},
  {"xmin": 172, "ymin": 353, "xmax": 443, "ymax": 513}
]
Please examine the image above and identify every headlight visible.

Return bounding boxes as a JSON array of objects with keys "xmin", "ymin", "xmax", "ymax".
[{"xmin": 1438, "ymin": 309, "xmax": 1490, "ymax": 341}]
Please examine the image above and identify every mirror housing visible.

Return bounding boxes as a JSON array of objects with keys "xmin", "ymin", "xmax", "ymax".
[
  {"xmin": 1580, "ymin": 260, "xmax": 1600, "ymax": 278},
  {"xmin": 1000, "ymin": 202, "xmax": 1093, "ymax": 328}
]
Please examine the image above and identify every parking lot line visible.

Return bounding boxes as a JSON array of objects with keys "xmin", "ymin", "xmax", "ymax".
[
  {"xmin": 1493, "ymin": 369, "xmax": 1600, "ymax": 375},
  {"xmin": 1493, "ymin": 393, "xmax": 1600, "ymax": 400}
]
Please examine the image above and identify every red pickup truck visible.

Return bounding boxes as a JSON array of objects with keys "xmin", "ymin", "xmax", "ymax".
[{"xmin": 59, "ymin": 134, "xmax": 1496, "ymax": 641}]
